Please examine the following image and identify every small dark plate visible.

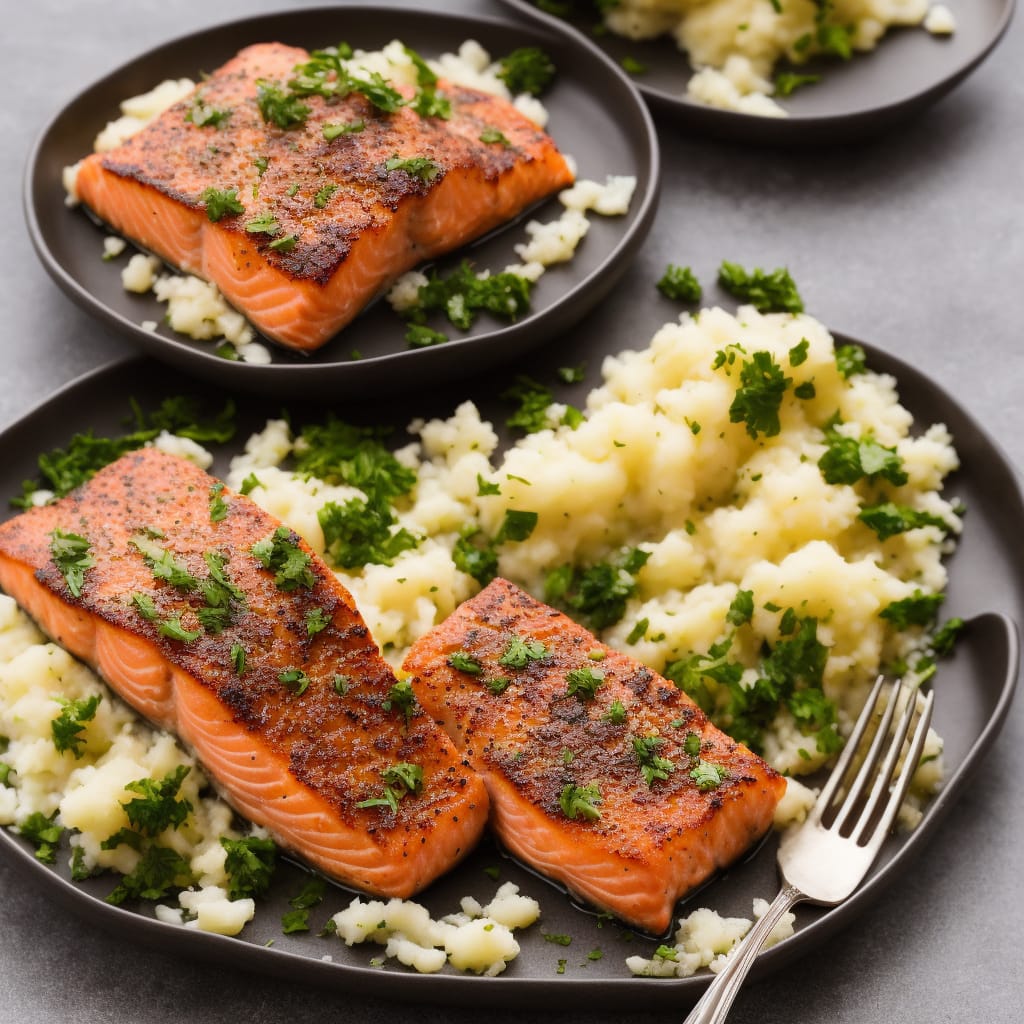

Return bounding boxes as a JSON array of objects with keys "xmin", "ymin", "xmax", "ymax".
[
  {"xmin": 0, "ymin": 330, "xmax": 1019, "ymax": 1007},
  {"xmin": 23, "ymin": 5, "xmax": 659, "ymax": 398},
  {"xmin": 498, "ymin": 0, "xmax": 1015, "ymax": 143}
]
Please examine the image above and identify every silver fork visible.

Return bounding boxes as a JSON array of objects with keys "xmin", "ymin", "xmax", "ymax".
[{"xmin": 683, "ymin": 674, "xmax": 935, "ymax": 1024}]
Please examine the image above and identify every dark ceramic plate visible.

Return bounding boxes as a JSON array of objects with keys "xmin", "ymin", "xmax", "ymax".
[
  {"xmin": 0, "ymin": 335, "xmax": 1019, "ymax": 1009},
  {"xmin": 23, "ymin": 5, "xmax": 658, "ymax": 398},
  {"xmin": 498, "ymin": 0, "xmax": 1016, "ymax": 143}
]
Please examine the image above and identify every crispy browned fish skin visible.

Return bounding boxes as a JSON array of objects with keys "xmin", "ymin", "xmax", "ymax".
[
  {"xmin": 402, "ymin": 578, "xmax": 786, "ymax": 934},
  {"xmin": 74, "ymin": 42, "xmax": 576, "ymax": 351},
  {"xmin": 0, "ymin": 448, "xmax": 488, "ymax": 896}
]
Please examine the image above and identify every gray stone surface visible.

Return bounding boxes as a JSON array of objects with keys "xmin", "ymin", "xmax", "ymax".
[{"xmin": 1, "ymin": 1, "xmax": 1021, "ymax": 1021}]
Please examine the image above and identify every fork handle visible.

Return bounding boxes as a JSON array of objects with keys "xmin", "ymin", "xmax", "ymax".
[{"xmin": 682, "ymin": 882, "xmax": 805, "ymax": 1024}]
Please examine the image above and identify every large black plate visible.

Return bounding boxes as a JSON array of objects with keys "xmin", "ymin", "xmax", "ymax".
[
  {"xmin": 0, "ymin": 336, "xmax": 1019, "ymax": 1009},
  {"xmin": 498, "ymin": 0, "xmax": 1016, "ymax": 143},
  {"xmin": 23, "ymin": 5, "xmax": 659, "ymax": 398}
]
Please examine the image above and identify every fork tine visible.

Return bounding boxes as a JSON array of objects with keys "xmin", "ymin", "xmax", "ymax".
[
  {"xmin": 859, "ymin": 688, "xmax": 935, "ymax": 854},
  {"xmin": 809, "ymin": 673, "xmax": 887, "ymax": 826},
  {"xmin": 828, "ymin": 675, "xmax": 905, "ymax": 833},
  {"xmin": 844, "ymin": 679, "xmax": 919, "ymax": 842}
]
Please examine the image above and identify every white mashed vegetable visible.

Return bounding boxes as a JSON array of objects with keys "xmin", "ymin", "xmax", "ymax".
[
  {"xmin": 602, "ymin": 0, "xmax": 955, "ymax": 116},
  {"xmin": 64, "ymin": 39, "xmax": 629, "ymax": 362},
  {"xmin": 0, "ymin": 305, "xmax": 953, "ymax": 967}
]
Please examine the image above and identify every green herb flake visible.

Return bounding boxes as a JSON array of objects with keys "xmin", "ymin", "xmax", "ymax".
[
  {"xmin": 476, "ymin": 474, "xmax": 501, "ymax": 497},
  {"xmin": 558, "ymin": 782, "xmax": 602, "ymax": 821},
  {"xmin": 858, "ymin": 502, "xmax": 952, "ymax": 542},
  {"xmin": 221, "ymin": 835, "xmax": 277, "ymax": 899},
  {"xmin": 565, "ymin": 666, "xmax": 604, "ymax": 701},
  {"xmin": 656, "ymin": 263, "xmax": 702, "ymax": 302},
  {"xmin": 880, "ymin": 590, "xmax": 945, "ymax": 628},
  {"xmin": 200, "ymin": 186, "xmax": 245, "ymax": 223},
  {"xmin": 230, "ymin": 643, "xmax": 247, "ymax": 676},
  {"xmin": 499, "ymin": 635, "xmax": 549, "ymax": 668},
  {"xmin": 601, "ymin": 699, "xmax": 627, "ymax": 725},
  {"xmin": 49, "ymin": 528, "xmax": 94, "ymax": 598},
  {"xmin": 632, "ymin": 735, "xmax": 675, "ymax": 787},
  {"xmin": 497, "ymin": 46, "xmax": 556, "ymax": 95},
  {"xmin": 239, "ymin": 473, "xmax": 263, "ymax": 496},
  {"xmin": 626, "ymin": 618, "xmax": 649, "ymax": 645},
  {"xmin": 725, "ymin": 350, "xmax": 792, "ymax": 439},
  {"xmin": 119, "ymin": 765, "xmax": 193, "ymax": 835},
  {"xmin": 209, "ymin": 481, "xmax": 229, "ymax": 522},
  {"xmin": 448, "ymin": 651, "xmax": 483, "ymax": 674},
  {"xmin": 485, "ymin": 676, "xmax": 512, "ymax": 696},
  {"xmin": 543, "ymin": 932, "xmax": 573, "ymax": 946},
  {"xmin": 836, "ymin": 343, "xmax": 867, "ymax": 379},
  {"xmin": 818, "ymin": 430, "xmax": 908, "ymax": 487},
  {"xmin": 323, "ymin": 119, "xmax": 365, "ymax": 140},
  {"xmin": 727, "ymin": 589, "xmax": 754, "ymax": 627},
  {"xmin": 385, "ymin": 154, "xmax": 442, "ymax": 183},
  {"xmin": 318, "ymin": 497, "xmax": 420, "ymax": 570},
  {"xmin": 405, "ymin": 323, "xmax": 448, "ymax": 348},
  {"xmin": 383, "ymin": 679, "xmax": 417, "ymax": 725},
  {"xmin": 717, "ymin": 260, "xmax": 804, "ymax": 314},
  {"xmin": 186, "ymin": 98, "xmax": 232, "ymax": 128},
  {"xmin": 245, "ymin": 212, "xmax": 281, "ymax": 236},
  {"xmin": 314, "ymin": 183, "xmax": 339, "ymax": 209},
  {"xmin": 333, "ymin": 674, "xmax": 352, "ymax": 696},
  {"xmin": 479, "ymin": 128, "xmax": 511, "ymax": 146},
  {"xmin": 278, "ymin": 668, "xmax": 310, "ymax": 696},
  {"xmin": 256, "ymin": 79, "xmax": 311, "ymax": 129},
  {"xmin": 18, "ymin": 811, "xmax": 64, "ymax": 863},
  {"xmin": 51, "ymin": 694, "xmax": 102, "ymax": 758},
  {"xmin": 251, "ymin": 526, "xmax": 315, "ymax": 590},
  {"xmin": 355, "ymin": 762, "xmax": 424, "ymax": 813},
  {"xmin": 158, "ymin": 615, "xmax": 202, "ymax": 643},
  {"xmin": 105, "ymin": 843, "xmax": 193, "ymax": 905},
  {"xmin": 690, "ymin": 759, "xmax": 728, "ymax": 791},
  {"xmin": 774, "ymin": 71, "xmax": 820, "ymax": 97},
  {"xmin": 268, "ymin": 233, "xmax": 299, "ymax": 253}
]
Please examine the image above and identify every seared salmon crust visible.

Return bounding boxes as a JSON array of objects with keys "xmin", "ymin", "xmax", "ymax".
[
  {"xmin": 0, "ymin": 448, "xmax": 488, "ymax": 897},
  {"xmin": 402, "ymin": 578, "xmax": 786, "ymax": 935},
  {"xmin": 74, "ymin": 42, "xmax": 575, "ymax": 352}
]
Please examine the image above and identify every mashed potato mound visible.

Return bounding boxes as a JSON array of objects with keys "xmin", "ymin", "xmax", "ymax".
[{"xmin": 600, "ymin": 0, "xmax": 946, "ymax": 115}]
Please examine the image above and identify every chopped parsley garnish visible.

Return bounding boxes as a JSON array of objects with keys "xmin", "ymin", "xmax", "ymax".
[
  {"xmin": 200, "ymin": 186, "xmax": 245, "ymax": 222},
  {"xmin": 185, "ymin": 98, "xmax": 232, "ymax": 128},
  {"xmin": 221, "ymin": 834, "xmax": 278, "ymax": 899},
  {"xmin": 383, "ymin": 679, "xmax": 417, "ymax": 725},
  {"xmin": 356, "ymin": 762, "xmax": 424, "ymax": 813},
  {"xmin": 497, "ymin": 46, "xmax": 557, "ymax": 96},
  {"xmin": 664, "ymin": 637, "xmax": 743, "ymax": 714},
  {"xmin": 209, "ymin": 481, "xmax": 228, "ymax": 522},
  {"xmin": 858, "ymin": 502, "xmax": 952, "ymax": 541},
  {"xmin": 305, "ymin": 606, "xmax": 331, "ymax": 636},
  {"xmin": 239, "ymin": 472, "xmax": 262, "ymax": 496},
  {"xmin": 485, "ymin": 676, "xmax": 512, "ymax": 696},
  {"xmin": 0, "ymin": 763, "xmax": 11, "ymax": 788},
  {"xmin": 620, "ymin": 56, "xmax": 647, "ymax": 75},
  {"xmin": 656, "ymin": 264, "xmax": 702, "ymax": 303},
  {"xmin": 230, "ymin": 643, "xmax": 247, "ymax": 676},
  {"xmin": 496, "ymin": 509, "xmax": 539, "ymax": 543},
  {"xmin": 245, "ymin": 212, "xmax": 281, "ymax": 236},
  {"xmin": 323, "ymin": 119, "xmax": 365, "ymax": 140},
  {"xmin": 543, "ymin": 932, "xmax": 573, "ymax": 946},
  {"xmin": 727, "ymin": 589, "xmax": 754, "ymax": 627},
  {"xmin": 565, "ymin": 666, "xmax": 604, "ymax": 701},
  {"xmin": 314, "ymin": 183, "xmax": 339, "ymax": 208},
  {"xmin": 774, "ymin": 71, "xmax": 820, "ymax": 97},
  {"xmin": 633, "ymin": 735, "xmax": 675, "ymax": 787},
  {"xmin": 410, "ymin": 89, "xmax": 452, "ymax": 119},
  {"xmin": 626, "ymin": 618, "xmax": 649, "ymax": 644},
  {"xmin": 931, "ymin": 617, "xmax": 964, "ymax": 657},
  {"xmin": 405, "ymin": 323, "xmax": 448, "ymax": 348},
  {"xmin": 18, "ymin": 811, "xmax": 64, "ymax": 863},
  {"xmin": 278, "ymin": 668, "xmax": 310, "ymax": 696},
  {"xmin": 385, "ymin": 154, "xmax": 442, "ymax": 183},
  {"xmin": 836, "ymin": 343, "xmax": 867, "ymax": 378},
  {"xmin": 13, "ymin": 397, "xmax": 236, "ymax": 509},
  {"xmin": 479, "ymin": 128, "xmax": 511, "ymax": 146},
  {"xmin": 254, "ymin": 156, "xmax": 269, "ymax": 176},
  {"xmin": 690, "ymin": 759, "xmax": 728, "ymax": 791},
  {"xmin": 502, "ymin": 376, "xmax": 556, "ymax": 433},
  {"xmin": 602, "ymin": 699, "xmax": 627, "ymax": 725},
  {"xmin": 105, "ymin": 843, "xmax": 192, "ymax": 905},
  {"xmin": 880, "ymin": 590, "xmax": 945, "ymax": 628},
  {"xmin": 288, "ymin": 45, "xmax": 404, "ymax": 112},
  {"xmin": 251, "ymin": 526, "xmax": 315, "ymax": 590},
  {"xmin": 544, "ymin": 548, "xmax": 650, "ymax": 631},
  {"xmin": 131, "ymin": 592, "xmax": 159, "ymax": 621},
  {"xmin": 281, "ymin": 877, "xmax": 327, "ymax": 934},
  {"xmin": 452, "ymin": 528, "xmax": 500, "ymax": 586},
  {"xmin": 498, "ymin": 636, "xmax": 549, "ymax": 668},
  {"xmin": 409, "ymin": 261, "xmax": 533, "ymax": 332},
  {"xmin": 713, "ymin": 347, "xmax": 791, "ymax": 439},
  {"xmin": 477, "ymin": 474, "xmax": 501, "ymax": 497},
  {"xmin": 118, "ymin": 765, "xmax": 193, "ymax": 836},
  {"xmin": 333, "ymin": 674, "xmax": 352, "ymax": 696},
  {"xmin": 294, "ymin": 416, "xmax": 415, "ymax": 506},
  {"xmin": 818, "ymin": 429, "xmax": 908, "ymax": 487},
  {"xmin": 158, "ymin": 615, "xmax": 201, "ymax": 643},
  {"xmin": 49, "ymin": 528, "xmax": 94, "ymax": 597},
  {"xmin": 558, "ymin": 782, "xmax": 602, "ymax": 821},
  {"xmin": 51, "ymin": 694, "xmax": 101, "ymax": 758},
  {"xmin": 448, "ymin": 651, "xmax": 483, "ymax": 674},
  {"xmin": 268, "ymin": 234, "xmax": 299, "ymax": 253},
  {"xmin": 318, "ymin": 497, "xmax": 420, "ymax": 569},
  {"xmin": 717, "ymin": 260, "xmax": 804, "ymax": 314},
  {"xmin": 255, "ymin": 79, "xmax": 311, "ymax": 129}
]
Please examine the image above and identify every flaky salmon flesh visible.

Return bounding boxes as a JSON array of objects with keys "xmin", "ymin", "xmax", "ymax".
[
  {"xmin": 74, "ymin": 42, "xmax": 575, "ymax": 352},
  {"xmin": 402, "ymin": 578, "xmax": 787, "ymax": 935},
  {"xmin": 0, "ymin": 448, "xmax": 488, "ymax": 897}
]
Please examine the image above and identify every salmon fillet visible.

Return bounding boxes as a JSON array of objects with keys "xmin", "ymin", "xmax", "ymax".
[
  {"xmin": 74, "ymin": 42, "xmax": 575, "ymax": 352},
  {"xmin": 402, "ymin": 578, "xmax": 786, "ymax": 934},
  {"xmin": 0, "ymin": 448, "xmax": 488, "ymax": 897}
]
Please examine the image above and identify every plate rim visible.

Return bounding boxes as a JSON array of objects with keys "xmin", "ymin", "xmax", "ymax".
[
  {"xmin": 0, "ymin": 330, "xmax": 1020, "ymax": 1007},
  {"xmin": 496, "ymin": 0, "xmax": 1018, "ymax": 142},
  {"xmin": 21, "ymin": 3, "xmax": 661, "ymax": 394}
]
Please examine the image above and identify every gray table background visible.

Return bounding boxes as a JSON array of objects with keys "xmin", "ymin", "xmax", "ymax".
[{"xmin": 2, "ymin": 1, "xmax": 1021, "ymax": 1021}]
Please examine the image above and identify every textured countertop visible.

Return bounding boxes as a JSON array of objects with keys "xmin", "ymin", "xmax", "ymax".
[{"xmin": 1, "ymin": 2, "xmax": 1021, "ymax": 1021}]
